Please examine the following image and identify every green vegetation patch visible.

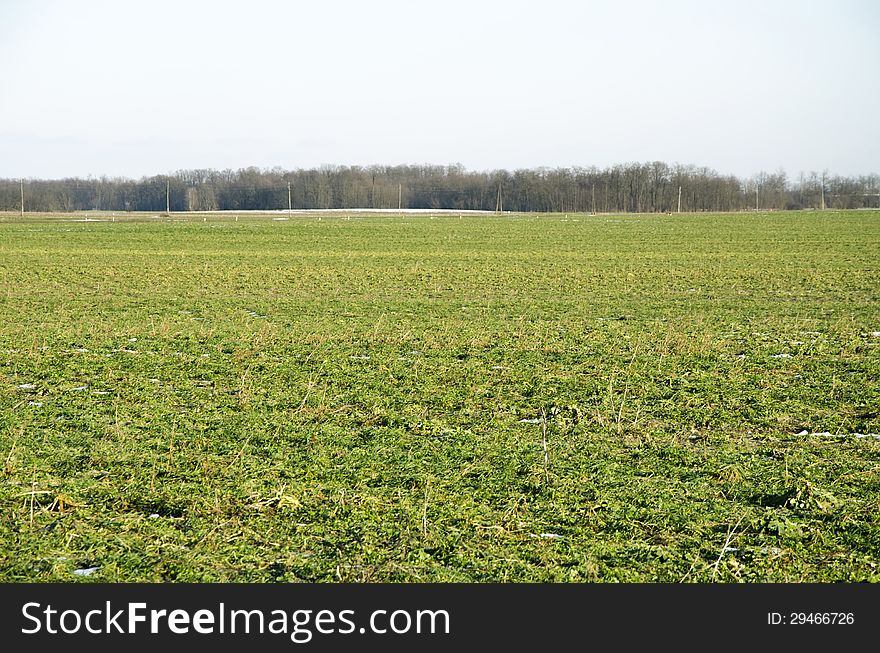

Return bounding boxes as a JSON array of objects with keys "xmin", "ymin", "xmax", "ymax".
[{"xmin": 1, "ymin": 210, "xmax": 878, "ymax": 581}]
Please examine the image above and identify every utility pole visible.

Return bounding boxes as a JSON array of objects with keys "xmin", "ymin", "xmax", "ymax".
[
  {"xmin": 755, "ymin": 187, "xmax": 759, "ymax": 211},
  {"xmin": 398, "ymin": 183, "xmax": 402, "ymax": 211},
  {"xmin": 591, "ymin": 184, "xmax": 596, "ymax": 214},
  {"xmin": 677, "ymin": 185, "xmax": 682, "ymax": 213},
  {"xmin": 288, "ymin": 181, "xmax": 292, "ymax": 218},
  {"xmin": 166, "ymin": 180, "xmax": 170, "ymax": 214},
  {"xmin": 20, "ymin": 179, "xmax": 24, "ymax": 217}
]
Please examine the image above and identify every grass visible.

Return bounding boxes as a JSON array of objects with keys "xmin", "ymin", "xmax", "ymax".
[{"xmin": 1, "ymin": 209, "xmax": 878, "ymax": 582}]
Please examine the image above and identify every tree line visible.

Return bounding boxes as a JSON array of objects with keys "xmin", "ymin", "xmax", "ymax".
[{"xmin": 2, "ymin": 163, "xmax": 878, "ymax": 213}]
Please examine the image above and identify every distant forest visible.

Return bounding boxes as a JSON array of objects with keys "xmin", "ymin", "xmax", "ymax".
[{"xmin": 2, "ymin": 163, "xmax": 879, "ymax": 213}]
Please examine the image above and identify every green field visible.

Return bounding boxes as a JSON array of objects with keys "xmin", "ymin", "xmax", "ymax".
[{"xmin": 1, "ymin": 210, "xmax": 878, "ymax": 582}]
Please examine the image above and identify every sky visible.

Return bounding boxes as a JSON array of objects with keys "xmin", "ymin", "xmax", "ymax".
[{"xmin": 1, "ymin": 0, "xmax": 878, "ymax": 180}]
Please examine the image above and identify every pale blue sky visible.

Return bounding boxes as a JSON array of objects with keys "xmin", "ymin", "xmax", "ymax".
[{"xmin": 1, "ymin": 0, "xmax": 877, "ymax": 179}]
